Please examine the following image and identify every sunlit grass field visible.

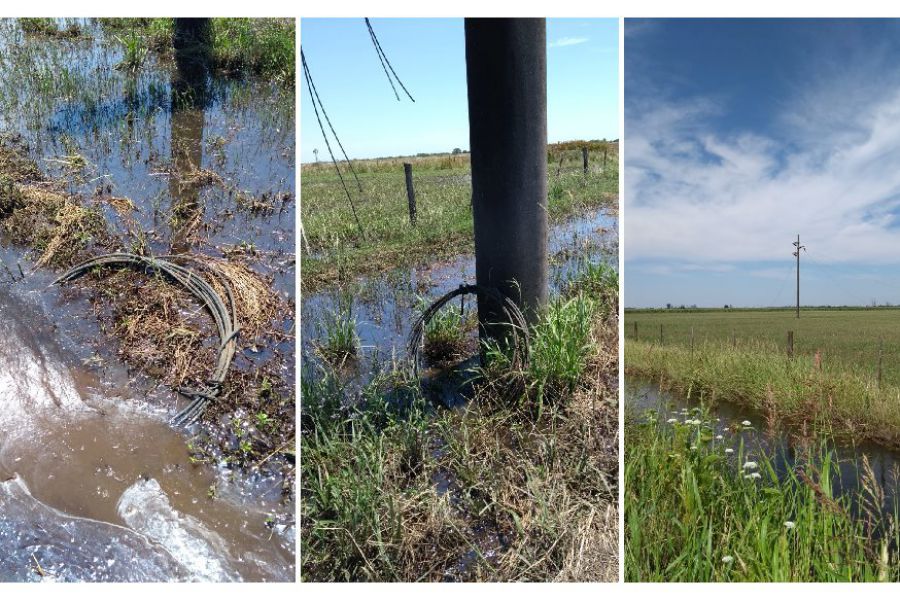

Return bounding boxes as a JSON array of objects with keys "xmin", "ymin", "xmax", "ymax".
[
  {"xmin": 626, "ymin": 308, "xmax": 900, "ymax": 387},
  {"xmin": 300, "ymin": 141, "xmax": 618, "ymax": 289}
]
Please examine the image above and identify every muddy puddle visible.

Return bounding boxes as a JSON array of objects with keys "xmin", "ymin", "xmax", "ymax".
[
  {"xmin": 0, "ymin": 20, "xmax": 294, "ymax": 581},
  {"xmin": 301, "ymin": 206, "xmax": 618, "ymax": 392},
  {"xmin": 626, "ymin": 378, "xmax": 900, "ymax": 520}
]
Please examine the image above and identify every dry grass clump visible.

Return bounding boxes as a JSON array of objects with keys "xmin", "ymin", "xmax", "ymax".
[
  {"xmin": 91, "ymin": 269, "xmax": 215, "ymax": 386},
  {"xmin": 3, "ymin": 184, "xmax": 111, "ymax": 268},
  {"xmin": 196, "ymin": 256, "xmax": 288, "ymax": 341}
]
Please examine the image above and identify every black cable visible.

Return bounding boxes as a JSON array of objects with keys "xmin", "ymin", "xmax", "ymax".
[
  {"xmin": 365, "ymin": 18, "xmax": 400, "ymax": 101},
  {"xmin": 300, "ymin": 48, "xmax": 366, "ymax": 240},
  {"xmin": 300, "ymin": 48, "xmax": 364, "ymax": 195},
  {"xmin": 365, "ymin": 18, "xmax": 415, "ymax": 103}
]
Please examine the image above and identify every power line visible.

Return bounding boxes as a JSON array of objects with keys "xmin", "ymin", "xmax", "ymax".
[
  {"xmin": 300, "ymin": 48, "xmax": 366, "ymax": 240},
  {"xmin": 365, "ymin": 18, "xmax": 416, "ymax": 103}
]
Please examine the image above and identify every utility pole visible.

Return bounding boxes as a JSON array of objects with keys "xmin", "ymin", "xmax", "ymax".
[
  {"xmin": 793, "ymin": 234, "xmax": 805, "ymax": 319},
  {"xmin": 465, "ymin": 18, "xmax": 549, "ymax": 341}
]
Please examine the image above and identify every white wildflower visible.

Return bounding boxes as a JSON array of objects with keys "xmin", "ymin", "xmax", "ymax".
[
  {"xmin": 722, "ymin": 555, "xmax": 734, "ymax": 564},
  {"xmin": 715, "ymin": 435, "xmax": 724, "ymax": 440},
  {"xmin": 784, "ymin": 521, "xmax": 796, "ymax": 530},
  {"xmin": 667, "ymin": 418, "xmax": 678, "ymax": 424},
  {"xmin": 743, "ymin": 472, "xmax": 762, "ymax": 480},
  {"xmin": 725, "ymin": 448, "xmax": 734, "ymax": 454},
  {"xmin": 743, "ymin": 461, "xmax": 758, "ymax": 470},
  {"xmin": 742, "ymin": 420, "xmax": 752, "ymax": 427}
]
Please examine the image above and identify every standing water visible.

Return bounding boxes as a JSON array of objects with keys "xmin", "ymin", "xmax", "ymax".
[{"xmin": 0, "ymin": 19, "xmax": 294, "ymax": 581}]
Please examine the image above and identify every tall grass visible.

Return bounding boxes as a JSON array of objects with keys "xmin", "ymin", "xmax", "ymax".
[
  {"xmin": 626, "ymin": 339, "xmax": 900, "ymax": 446},
  {"xmin": 625, "ymin": 409, "xmax": 900, "ymax": 581}
]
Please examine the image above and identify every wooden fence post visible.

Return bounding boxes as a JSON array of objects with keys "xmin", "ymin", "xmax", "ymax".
[
  {"xmin": 403, "ymin": 162, "xmax": 417, "ymax": 226},
  {"xmin": 603, "ymin": 146, "xmax": 608, "ymax": 170},
  {"xmin": 690, "ymin": 327, "xmax": 694, "ymax": 360},
  {"xmin": 659, "ymin": 323, "xmax": 663, "ymax": 345},
  {"xmin": 582, "ymin": 147, "xmax": 588, "ymax": 175},
  {"xmin": 634, "ymin": 321, "xmax": 638, "ymax": 339},
  {"xmin": 731, "ymin": 329, "xmax": 736, "ymax": 350},
  {"xmin": 878, "ymin": 338, "xmax": 884, "ymax": 388},
  {"xmin": 787, "ymin": 330, "xmax": 794, "ymax": 358}
]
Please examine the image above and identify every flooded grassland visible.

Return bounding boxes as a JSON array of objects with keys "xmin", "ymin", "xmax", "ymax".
[
  {"xmin": 0, "ymin": 19, "xmax": 295, "ymax": 582},
  {"xmin": 300, "ymin": 145, "xmax": 620, "ymax": 581}
]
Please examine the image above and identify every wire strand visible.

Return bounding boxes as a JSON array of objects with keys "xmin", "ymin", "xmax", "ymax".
[
  {"xmin": 301, "ymin": 48, "xmax": 366, "ymax": 240},
  {"xmin": 365, "ymin": 18, "xmax": 415, "ymax": 103}
]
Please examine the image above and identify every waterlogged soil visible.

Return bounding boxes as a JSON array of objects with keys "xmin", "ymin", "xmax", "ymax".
[
  {"xmin": 626, "ymin": 378, "xmax": 900, "ymax": 522},
  {"xmin": 302, "ymin": 206, "xmax": 617, "ymax": 578},
  {"xmin": 0, "ymin": 20, "xmax": 294, "ymax": 581},
  {"xmin": 301, "ymin": 206, "xmax": 618, "ymax": 390}
]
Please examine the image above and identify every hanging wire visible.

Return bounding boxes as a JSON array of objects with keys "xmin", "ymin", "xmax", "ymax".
[
  {"xmin": 300, "ymin": 48, "xmax": 366, "ymax": 240},
  {"xmin": 365, "ymin": 18, "xmax": 416, "ymax": 103}
]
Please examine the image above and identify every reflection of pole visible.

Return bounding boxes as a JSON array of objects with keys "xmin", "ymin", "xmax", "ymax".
[
  {"xmin": 169, "ymin": 18, "xmax": 211, "ymax": 253},
  {"xmin": 465, "ymin": 18, "xmax": 548, "ymax": 343}
]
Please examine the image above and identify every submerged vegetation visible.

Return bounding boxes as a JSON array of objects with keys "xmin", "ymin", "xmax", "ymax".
[
  {"xmin": 0, "ymin": 17, "xmax": 296, "ymax": 484},
  {"xmin": 301, "ymin": 141, "xmax": 619, "ymax": 290},
  {"xmin": 301, "ymin": 261, "xmax": 619, "ymax": 581},
  {"xmin": 625, "ymin": 407, "xmax": 900, "ymax": 581}
]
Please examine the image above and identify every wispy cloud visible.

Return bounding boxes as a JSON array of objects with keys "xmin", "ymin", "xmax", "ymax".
[
  {"xmin": 626, "ymin": 78, "xmax": 900, "ymax": 268},
  {"xmin": 549, "ymin": 36, "xmax": 589, "ymax": 48}
]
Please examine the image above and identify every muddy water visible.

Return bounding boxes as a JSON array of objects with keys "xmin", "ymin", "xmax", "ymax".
[
  {"xmin": 0, "ymin": 257, "xmax": 293, "ymax": 581},
  {"xmin": 301, "ymin": 207, "xmax": 618, "ymax": 389},
  {"xmin": 626, "ymin": 378, "xmax": 900, "ymax": 518},
  {"xmin": 0, "ymin": 20, "xmax": 294, "ymax": 581}
]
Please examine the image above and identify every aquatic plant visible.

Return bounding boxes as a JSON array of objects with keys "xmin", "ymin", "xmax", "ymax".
[
  {"xmin": 317, "ymin": 307, "xmax": 360, "ymax": 364},
  {"xmin": 115, "ymin": 30, "xmax": 149, "ymax": 74}
]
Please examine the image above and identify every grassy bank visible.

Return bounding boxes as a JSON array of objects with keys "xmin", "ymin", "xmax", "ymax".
[
  {"xmin": 625, "ymin": 339, "xmax": 900, "ymax": 448},
  {"xmin": 301, "ymin": 263, "xmax": 619, "ymax": 581},
  {"xmin": 625, "ymin": 410, "xmax": 900, "ymax": 581},
  {"xmin": 300, "ymin": 142, "xmax": 618, "ymax": 290}
]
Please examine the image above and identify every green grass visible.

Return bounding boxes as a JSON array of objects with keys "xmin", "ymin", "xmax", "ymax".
[
  {"xmin": 98, "ymin": 18, "xmax": 294, "ymax": 81},
  {"xmin": 316, "ymin": 307, "xmax": 360, "ymax": 364},
  {"xmin": 625, "ymin": 408, "xmax": 900, "ymax": 581},
  {"xmin": 301, "ymin": 261, "xmax": 619, "ymax": 581},
  {"xmin": 418, "ymin": 296, "xmax": 471, "ymax": 363},
  {"xmin": 301, "ymin": 142, "xmax": 619, "ymax": 289},
  {"xmin": 626, "ymin": 308, "xmax": 900, "ymax": 387}
]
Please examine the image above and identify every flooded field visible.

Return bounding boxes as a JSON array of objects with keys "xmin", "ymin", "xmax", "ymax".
[
  {"xmin": 0, "ymin": 19, "xmax": 294, "ymax": 581},
  {"xmin": 627, "ymin": 378, "xmax": 900, "ymax": 518},
  {"xmin": 301, "ymin": 200, "xmax": 619, "ymax": 581},
  {"xmin": 301, "ymin": 206, "xmax": 618, "ymax": 390}
]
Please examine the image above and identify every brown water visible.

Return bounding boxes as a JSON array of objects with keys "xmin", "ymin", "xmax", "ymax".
[{"xmin": 0, "ymin": 278, "xmax": 293, "ymax": 582}]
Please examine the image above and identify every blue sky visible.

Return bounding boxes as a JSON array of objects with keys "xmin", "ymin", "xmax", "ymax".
[
  {"xmin": 625, "ymin": 19, "xmax": 900, "ymax": 308},
  {"xmin": 300, "ymin": 18, "xmax": 618, "ymax": 163}
]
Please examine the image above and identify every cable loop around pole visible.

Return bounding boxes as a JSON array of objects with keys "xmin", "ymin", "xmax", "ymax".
[{"xmin": 407, "ymin": 283, "xmax": 530, "ymax": 380}]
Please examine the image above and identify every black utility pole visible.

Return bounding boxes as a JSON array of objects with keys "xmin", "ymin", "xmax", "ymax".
[
  {"xmin": 793, "ymin": 234, "xmax": 805, "ymax": 318},
  {"xmin": 465, "ymin": 18, "xmax": 549, "ymax": 341}
]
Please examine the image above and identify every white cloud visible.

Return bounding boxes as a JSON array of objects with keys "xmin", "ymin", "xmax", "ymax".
[
  {"xmin": 626, "ymin": 83, "xmax": 900, "ymax": 267},
  {"xmin": 549, "ymin": 37, "xmax": 589, "ymax": 48}
]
